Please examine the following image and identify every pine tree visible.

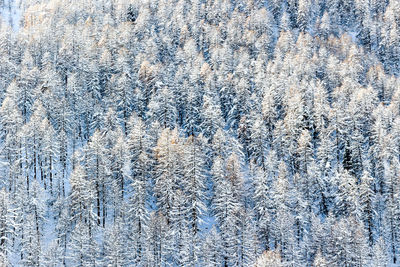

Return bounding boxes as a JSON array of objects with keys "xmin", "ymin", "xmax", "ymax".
[
  {"xmin": 39, "ymin": 118, "xmax": 58, "ymax": 194},
  {"xmin": 16, "ymin": 64, "xmax": 38, "ymax": 122},
  {"xmin": 372, "ymin": 237, "xmax": 388, "ymax": 267},
  {"xmin": 184, "ymin": 88, "xmax": 202, "ymax": 136},
  {"xmin": 68, "ymin": 164, "xmax": 99, "ymax": 266},
  {"xmin": 271, "ymin": 161, "xmax": 297, "ymax": 264},
  {"xmin": 383, "ymin": 158, "xmax": 400, "ymax": 264},
  {"xmin": 297, "ymin": 0, "xmax": 311, "ymax": 31},
  {"xmin": 41, "ymin": 240, "xmax": 64, "ymax": 267},
  {"xmin": 297, "ymin": 129, "xmax": 313, "ymax": 176},
  {"xmin": 202, "ymin": 226, "xmax": 222, "ymax": 266},
  {"xmin": 84, "ymin": 130, "xmax": 111, "ymax": 227},
  {"xmin": 334, "ymin": 170, "xmax": 361, "ymax": 219},
  {"xmin": 68, "ymin": 219, "xmax": 98, "ymax": 267},
  {"xmin": 0, "ymin": 189, "xmax": 16, "ymax": 265},
  {"xmin": 248, "ymin": 113, "xmax": 268, "ymax": 170},
  {"xmin": 0, "ymin": 96, "xmax": 23, "ymax": 193},
  {"xmin": 147, "ymin": 86, "xmax": 177, "ymax": 129},
  {"xmin": 238, "ymin": 207, "xmax": 259, "ymax": 266},
  {"xmin": 213, "ymin": 153, "xmax": 244, "ymax": 266},
  {"xmin": 69, "ymin": 165, "xmax": 94, "ymax": 225},
  {"xmin": 21, "ymin": 212, "xmax": 41, "ymax": 267},
  {"xmin": 127, "ymin": 151, "xmax": 150, "ymax": 265},
  {"xmin": 168, "ymin": 189, "xmax": 191, "ymax": 266},
  {"xmin": 25, "ymin": 101, "xmax": 47, "ymax": 184},
  {"xmin": 182, "ymin": 134, "xmax": 207, "ymax": 264},
  {"xmin": 359, "ymin": 171, "xmax": 375, "ymax": 245},
  {"xmin": 103, "ymin": 217, "xmax": 127, "ymax": 266},
  {"xmin": 109, "ymin": 131, "xmax": 128, "ymax": 211},
  {"xmin": 147, "ymin": 211, "xmax": 169, "ymax": 266},
  {"xmin": 200, "ymin": 93, "xmax": 224, "ymax": 139},
  {"xmin": 19, "ymin": 181, "xmax": 46, "ymax": 267},
  {"xmin": 113, "ymin": 72, "xmax": 136, "ymax": 134},
  {"xmin": 154, "ymin": 128, "xmax": 184, "ymax": 223},
  {"xmin": 253, "ymin": 152, "xmax": 277, "ymax": 250},
  {"xmin": 54, "ymin": 197, "xmax": 70, "ymax": 266}
]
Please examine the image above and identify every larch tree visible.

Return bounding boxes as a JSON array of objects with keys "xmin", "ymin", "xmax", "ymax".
[
  {"xmin": 252, "ymin": 152, "xmax": 278, "ymax": 251},
  {"xmin": 254, "ymin": 250, "xmax": 283, "ymax": 267},
  {"xmin": 0, "ymin": 189, "xmax": 16, "ymax": 265},
  {"xmin": 202, "ymin": 226, "xmax": 223, "ymax": 266},
  {"xmin": 213, "ymin": 153, "xmax": 244, "ymax": 267},
  {"xmin": 84, "ymin": 129, "xmax": 111, "ymax": 227},
  {"xmin": 153, "ymin": 128, "xmax": 184, "ymax": 223},
  {"xmin": 68, "ymin": 165, "xmax": 99, "ymax": 267},
  {"xmin": 103, "ymin": 217, "xmax": 128, "ymax": 267},
  {"xmin": 147, "ymin": 85, "xmax": 177, "ymax": 129},
  {"xmin": 0, "ymin": 96, "xmax": 23, "ymax": 193},
  {"xmin": 182, "ymin": 134, "xmax": 207, "ymax": 264}
]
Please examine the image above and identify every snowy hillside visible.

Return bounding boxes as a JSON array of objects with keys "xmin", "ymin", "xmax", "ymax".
[{"xmin": 0, "ymin": 0, "xmax": 400, "ymax": 266}]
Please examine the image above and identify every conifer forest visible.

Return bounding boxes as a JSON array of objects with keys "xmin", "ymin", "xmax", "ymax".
[{"xmin": 1, "ymin": 0, "xmax": 400, "ymax": 266}]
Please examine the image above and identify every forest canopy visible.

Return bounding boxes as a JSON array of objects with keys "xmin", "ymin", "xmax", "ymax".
[{"xmin": 0, "ymin": 0, "xmax": 399, "ymax": 266}]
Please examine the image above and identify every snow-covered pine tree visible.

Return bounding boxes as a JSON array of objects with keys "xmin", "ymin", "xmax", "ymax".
[{"xmin": 84, "ymin": 130, "xmax": 111, "ymax": 227}]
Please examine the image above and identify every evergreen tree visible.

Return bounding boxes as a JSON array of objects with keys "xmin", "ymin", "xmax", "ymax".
[
  {"xmin": 202, "ymin": 226, "xmax": 222, "ymax": 266},
  {"xmin": 103, "ymin": 217, "xmax": 127, "ymax": 266},
  {"xmin": 182, "ymin": 134, "xmax": 207, "ymax": 264},
  {"xmin": 154, "ymin": 128, "xmax": 184, "ymax": 223},
  {"xmin": 213, "ymin": 153, "xmax": 244, "ymax": 266},
  {"xmin": 84, "ymin": 130, "xmax": 111, "ymax": 227},
  {"xmin": 68, "ymin": 166, "xmax": 99, "ymax": 267}
]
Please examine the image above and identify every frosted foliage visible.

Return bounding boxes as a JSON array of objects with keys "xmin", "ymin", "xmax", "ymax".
[{"xmin": 0, "ymin": 0, "xmax": 398, "ymax": 265}]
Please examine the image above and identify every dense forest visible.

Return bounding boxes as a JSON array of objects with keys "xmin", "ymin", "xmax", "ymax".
[{"xmin": 0, "ymin": 0, "xmax": 400, "ymax": 266}]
